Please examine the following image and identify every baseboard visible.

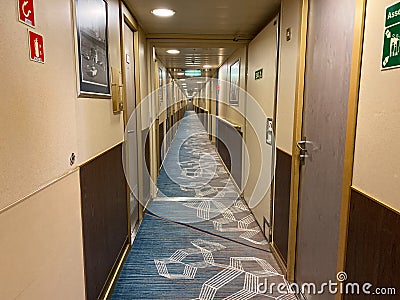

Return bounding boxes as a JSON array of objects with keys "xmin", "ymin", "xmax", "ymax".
[
  {"xmin": 102, "ymin": 240, "xmax": 131, "ymax": 300},
  {"xmin": 270, "ymin": 241, "xmax": 287, "ymax": 275}
]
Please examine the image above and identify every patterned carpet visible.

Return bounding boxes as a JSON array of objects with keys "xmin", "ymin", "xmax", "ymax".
[
  {"xmin": 111, "ymin": 112, "xmax": 295, "ymax": 299},
  {"xmin": 157, "ymin": 112, "xmax": 240, "ymax": 200}
]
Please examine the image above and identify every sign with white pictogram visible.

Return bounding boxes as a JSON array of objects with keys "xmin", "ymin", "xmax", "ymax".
[
  {"xmin": 18, "ymin": 0, "xmax": 35, "ymax": 28},
  {"xmin": 28, "ymin": 31, "xmax": 45, "ymax": 63},
  {"xmin": 382, "ymin": 2, "xmax": 400, "ymax": 70}
]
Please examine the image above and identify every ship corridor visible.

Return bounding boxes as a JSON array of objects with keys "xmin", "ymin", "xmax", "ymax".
[
  {"xmin": 111, "ymin": 111, "xmax": 289, "ymax": 299},
  {"xmin": 1, "ymin": 0, "xmax": 399, "ymax": 300}
]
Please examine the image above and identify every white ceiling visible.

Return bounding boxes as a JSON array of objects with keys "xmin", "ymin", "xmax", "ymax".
[
  {"xmin": 155, "ymin": 47, "xmax": 237, "ymax": 70},
  {"xmin": 126, "ymin": 0, "xmax": 280, "ymax": 37},
  {"xmin": 125, "ymin": 0, "xmax": 280, "ymax": 95}
]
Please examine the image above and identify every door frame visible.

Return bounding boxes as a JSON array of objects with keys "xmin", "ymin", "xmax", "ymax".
[
  {"xmin": 119, "ymin": 2, "xmax": 144, "ymax": 245},
  {"xmin": 286, "ymin": 1, "xmax": 366, "ymax": 293},
  {"xmin": 335, "ymin": 1, "xmax": 366, "ymax": 299},
  {"xmin": 102, "ymin": 3, "xmax": 145, "ymax": 298},
  {"xmin": 286, "ymin": 0, "xmax": 308, "ymax": 281}
]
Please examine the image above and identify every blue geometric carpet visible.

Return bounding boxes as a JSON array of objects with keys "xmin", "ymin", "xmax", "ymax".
[
  {"xmin": 111, "ymin": 112, "xmax": 295, "ymax": 299},
  {"xmin": 111, "ymin": 214, "xmax": 294, "ymax": 300},
  {"xmin": 152, "ymin": 112, "xmax": 269, "ymax": 251}
]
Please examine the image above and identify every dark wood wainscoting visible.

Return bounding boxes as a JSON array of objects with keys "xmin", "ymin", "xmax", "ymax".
[
  {"xmin": 142, "ymin": 128, "xmax": 151, "ymax": 202},
  {"xmin": 144, "ymin": 128, "xmax": 151, "ymax": 174},
  {"xmin": 216, "ymin": 137, "xmax": 231, "ymax": 172},
  {"xmin": 344, "ymin": 189, "xmax": 400, "ymax": 299},
  {"xmin": 272, "ymin": 149, "xmax": 292, "ymax": 265},
  {"xmin": 79, "ymin": 144, "xmax": 128, "ymax": 300},
  {"xmin": 204, "ymin": 111, "xmax": 209, "ymax": 132},
  {"xmin": 215, "ymin": 118, "xmax": 242, "ymax": 188}
]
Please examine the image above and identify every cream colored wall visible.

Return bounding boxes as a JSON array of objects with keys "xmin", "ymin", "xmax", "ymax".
[
  {"xmin": 247, "ymin": 17, "xmax": 278, "ymax": 118},
  {"xmin": 0, "ymin": 0, "xmax": 126, "ymax": 297},
  {"xmin": 276, "ymin": 0, "xmax": 300, "ymax": 154},
  {"xmin": 76, "ymin": 0, "xmax": 124, "ymax": 165},
  {"xmin": 0, "ymin": 171, "xmax": 85, "ymax": 300},
  {"xmin": 0, "ymin": 0, "xmax": 78, "ymax": 208},
  {"xmin": 244, "ymin": 16, "xmax": 278, "ymax": 226},
  {"xmin": 353, "ymin": 0, "xmax": 400, "ymax": 211},
  {"xmin": 0, "ymin": 0, "xmax": 125, "ymax": 202},
  {"xmin": 217, "ymin": 47, "xmax": 247, "ymax": 129}
]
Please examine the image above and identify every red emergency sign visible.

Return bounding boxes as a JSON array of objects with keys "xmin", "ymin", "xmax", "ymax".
[
  {"xmin": 18, "ymin": 0, "xmax": 36, "ymax": 27},
  {"xmin": 28, "ymin": 31, "xmax": 45, "ymax": 63}
]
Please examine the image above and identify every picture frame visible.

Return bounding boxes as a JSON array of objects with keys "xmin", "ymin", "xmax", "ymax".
[
  {"xmin": 75, "ymin": 0, "xmax": 111, "ymax": 97},
  {"xmin": 229, "ymin": 59, "xmax": 240, "ymax": 106},
  {"xmin": 158, "ymin": 67, "xmax": 164, "ymax": 102}
]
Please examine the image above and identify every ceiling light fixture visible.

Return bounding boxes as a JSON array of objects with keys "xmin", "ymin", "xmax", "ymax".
[
  {"xmin": 203, "ymin": 65, "xmax": 212, "ymax": 69},
  {"xmin": 151, "ymin": 8, "xmax": 175, "ymax": 17},
  {"xmin": 177, "ymin": 72, "xmax": 185, "ymax": 76},
  {"xmin": 166, "ymin": 49, "xmax": 180, "ymax": 54}
]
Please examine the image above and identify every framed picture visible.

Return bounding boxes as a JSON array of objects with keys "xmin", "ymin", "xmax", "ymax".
[
  {"xmin": 229, "ymin": 59, "xmax": 240, "ymax": 106},
  {"xmin": 158, "ymin": 67, "xmax": 164, "ymax": 102},
  {"xmin": 75, "ymin": 0, "xmax": 110, "ymax": 97}
]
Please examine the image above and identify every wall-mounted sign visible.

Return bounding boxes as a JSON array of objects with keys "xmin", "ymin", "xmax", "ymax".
[
  {"xmin": 255, "ymin": 68, "xmax": 263, "ymax": 80},
  {"xmin": 18, "ymin": 0, "xmax": 35, "ymax": 28},
  {"xmin": 382, "ymin": 2, "xmax": 400, "ymax": 70},
  {"xmin": 28, "ymin": 30, "xmax": 44, "ymax": 63},
  {"xmin": 185, "ymin": 69, "xmax": 202, "ymax": 77}
]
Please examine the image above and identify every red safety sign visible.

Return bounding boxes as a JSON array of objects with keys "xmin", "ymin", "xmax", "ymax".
[
  {"xmin": 28, "ymin": 31, "xmax": 45, "ymax": 63},
  {"xmin": 18, "ymin": 0, "xmax": 35, "ymax": 27}
]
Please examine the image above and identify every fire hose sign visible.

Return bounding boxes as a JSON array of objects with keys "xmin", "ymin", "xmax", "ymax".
[{"xmin": 18, "ymin": 0, "xmax": 35, "ymax": 28}]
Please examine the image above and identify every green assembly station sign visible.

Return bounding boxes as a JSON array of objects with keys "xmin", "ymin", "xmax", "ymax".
[{"xmin": 382, "ymin": 2, "xmax": 400, "ymax": 70}]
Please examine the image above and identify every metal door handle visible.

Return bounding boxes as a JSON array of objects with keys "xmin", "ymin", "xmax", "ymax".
[
  {"xmin": 297, "ymin": 141, "xmax": 310, "ymax": 152},
  {"xmin": 297, "ymin": 140, "xmax": 310, "ymax": 162}
]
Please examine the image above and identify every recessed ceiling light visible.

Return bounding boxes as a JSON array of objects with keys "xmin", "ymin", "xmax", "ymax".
[
  {"xmin": 203, "ymin": 65, "xmax": 212, "ymax": 69},
  {"xmin": 151, "ymin": 8, "xmax": 175, "ymax": 17},
  {"xmin": 177, "ymin": 72, "xmax": 184, "ymax": 76},
  {"xmin": 166, "ymin": 49, "xmax": 180, "ymax": 55}
]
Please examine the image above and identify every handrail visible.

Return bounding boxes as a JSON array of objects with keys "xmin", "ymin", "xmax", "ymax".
[{"xmin": 217, "ymin": 116, "xmax": 242, "ymax": 132}]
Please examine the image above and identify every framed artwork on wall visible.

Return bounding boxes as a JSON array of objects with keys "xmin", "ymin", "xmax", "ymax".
[
  {"xmin": 75, "ymin": 0, "xmax": 111, "ymax": 97},
  {"xmin": 229, "ymin": 59, "xmax": 240, "ymax": 106},
  {"xmin": 158, "ymin": 67, "xmax": 164, "ymax": 102}
]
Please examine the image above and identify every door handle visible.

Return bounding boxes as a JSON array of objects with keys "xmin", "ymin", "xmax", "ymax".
[
  {"xmin": 297, "ymin": 140, "xmax": 310, "ymax": 162},
  {"xmin": 297, "ymin": 140, "xmax": 313, "ymax": 151},
  {"xmin": 296, "ymin": 141, "xmax": 308, "ymax": 152}
]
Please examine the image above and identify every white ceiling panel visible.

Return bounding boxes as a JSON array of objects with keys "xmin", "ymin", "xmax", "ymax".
[
  {"xmin": 126, "ymin": 0, "xmax": 280, "ymax": 37},
  {"xmin": 124, "ymin": 0, "xmax": 280, "ymax": 94}
]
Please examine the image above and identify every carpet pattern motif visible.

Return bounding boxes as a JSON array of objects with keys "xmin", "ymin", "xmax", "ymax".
[
  {"xmin": 111, "ymin": 215, "xmax": 295, "ymax": 300},
  {"xmin": 111, "ymin": 112, "xmax": 294, "ymax": 299}
]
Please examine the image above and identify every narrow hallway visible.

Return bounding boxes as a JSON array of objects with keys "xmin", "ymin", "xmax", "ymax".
[{"xmin": 111, "ymin": 111, "xmax": 294, "ymax": 299}]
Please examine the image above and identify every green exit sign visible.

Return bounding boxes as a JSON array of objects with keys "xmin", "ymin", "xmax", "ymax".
[
  {"xmin": 255, "ymin": 69, "xmax": 263, "ymax": 80},
  {"xmin": 382, "ymin": 2, "xmax": 400, "ymax": 70},
  {"xmin": 185, "ymin": 69, "xmax": 202, "ymax": 77}
]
